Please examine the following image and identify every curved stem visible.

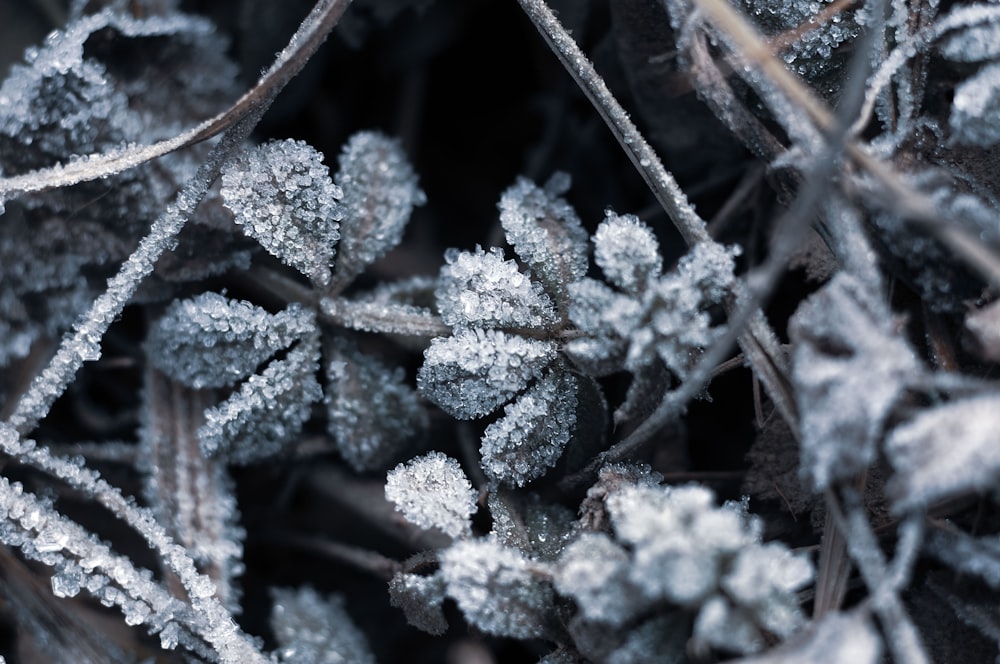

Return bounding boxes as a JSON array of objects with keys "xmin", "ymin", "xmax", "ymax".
[{"xmin": 0, "ymin": 0, "xmax": 354, "ymax": 200}]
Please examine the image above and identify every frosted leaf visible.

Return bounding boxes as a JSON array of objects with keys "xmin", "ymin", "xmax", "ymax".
[
  {"xmin": 220, "ymin": 139, "xmax": 343, "ymax": 286},
  {"xmin": 568, "ymin": 277, "xmax": 644, "ymax": 339},
  {"xmin": 789, "ymin": 273, "xmax": 921, "ymax": 489},
  {"xmin": 592, "ymin": 212, "xmax": 662, "ymax": 293},
  {"xmin": 480, "ymin": 369, "xmax": 578, "ymax": 487},
  {"xmin": 950, "ymin": 61, "xmax": 1000, "ymax": 146},
  {"xmin": 385, "ymin": 452, "xmax": 477, "ymax": 539},
  {"xmin": 270, "ymin": 586, "xmax": 375, "ymax": 664},
  {"xmin": 198, "ymin": 338, "xmax": 322, "ymax": 464},
  {"xmin": 326, "ymin": 339, "xmax": 427, "ymax": 472},
  {"xmin": 569, "ymin": 241, "xmax": 738, "ymax": 379},
  {"xmin": 606, "ymin": 484, "xmax": 759, "ymax": 606},
  {"xmin": 488, "ymin": 491, "xmax": 578, "ymax": 561},
  {"xmin": 693, "ymin": 595, "xmax": 766, "ymax": 655},
  {"xmin": 939, "ymin": 15, "xmax": 1000, "ymax": 62},
  {"xmin": 387, "ymin": 571, "xmax": 448, "ymax": 635},
  {"xmin": 578, "ymin": 462, "xmax": 664, "ymax": 531},
  {"xmin": 885, "ymin": 395, "xmax": 1000, "ymax": 512},
  {"xmin": 675, "ymin": 242, "xmax": 740, "ymax": 303},
  {"xmin": 737, "ymin": 610, "xmax": 882, "ymax": 664},
  {"xmin": 417, "ymin": 328, "xmax": 558, "ymax": 419},
  {"xmin": 436, "ymin": 246, "xmax": 558, "ymax": 329},
  {"xmin": 332, "ymin": 131, "xmax": 425, "ymax": 284},
  {"xmin": 720, "ymin": 543, "xmax": 813, "ymax": 638},
  {"xmin": 439, "ymin": 538, "xmax": 554, "ymax": 639},
  {"xmin": 603, "ymin": 614, "xmax": 689, "ymax": 664},
  {"xmin": 147, "ymin": 293, "xmax": 315, "ymax": 389},
  {"xmin": 554, "ymin": 532, "xmax": 648, "ymax": 626},
  {"xmin": 498, "ymin": 174, "xmax": 589, "ymax": 312}
]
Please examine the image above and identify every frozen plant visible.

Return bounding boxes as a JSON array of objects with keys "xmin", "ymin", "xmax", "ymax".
[{"xmin": 2, "ymin": 0, "xmax": 1000, "ymax": 661}]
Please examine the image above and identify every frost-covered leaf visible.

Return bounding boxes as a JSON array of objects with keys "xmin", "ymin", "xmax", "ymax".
[
  {"xmin": 385, "ymin": 452, "xmax": 477, "ymax": 539},
  {"xmin": 147, "ymin": 293, "xmax": 315, "ymax": 389},
  {"xmin": 270, "ymin": 586, "xmax": 375, "ymax": 664},
  {"xmin": 737, "ymin": 610, "xmax": 882, "ymax": 664},
  {"xmin": 498, "ymin": 174, "xmax": 589, "ymax": 313},
  {"xmin": 220, "ymin": 139, "xmax": 343, "ymax": 286},
  {"xmin": 592, "ymin": 212, "xmax": 662, "ymax": 293},
  {"xmin": 885, "ymin": 395, "xmax": 1000, "ymax": 512},
  {"xmin": 488, "ymin": 490, "xmax": 578, "ymax": 561},
  {"xmin": 332, "ymin": 131, "xmax": 426, "ymax": 285},
  {"xmin": 417, "ymin": 328, "xmax": 557, "ymax": 419},
  {"xmin": 388, "ymin": 571, "xmax": 448, "ymax": 635},
  {"xmin": 439, "ymin": 538, "xmax": 555, "ymax": 639},
  {"xmin": 693, "ymin": 595, "xmax": 767, "ymax": 655},
  {"xmin": 720, "ymin": 543, "xmax": 812, "ymax": 637},
  {"xmin": 436, "ymin": 246, "xmax": 558, "ymax": 329},
  {"xmin": 326, "ymin": 339, "xmax": 427, "ymax": 472},
  {"xmin": 554, "ymin": 532, "xmax": 649, "ymax": 627},
  {"xmin": 568, "ymin": 241, "xmax": 738, "ymax": 379},
  {"xmin": 480, "ymin": 369, "xmax": 578, "ymax": 487},
  {"xmin": 789, "ymin": 273, "xmax": 921, "ymax": 489},
  {"xmin": 198, "ymin": 337, "xmax": 322, "ymax": 464},
  {"xmin": 607, "ymin": 484, "xmax": 758, "ymax": 606},
  {"xmin": 950, "ymin": 61, "xmax": 1000, "ymax": 146}
]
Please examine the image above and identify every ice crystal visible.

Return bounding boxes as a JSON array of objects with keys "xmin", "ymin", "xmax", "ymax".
[
  {"xmin": 439, "ymin": 538, "xmax": 554, "ymax": 639},
  {"xmin": 270, "ymin": 586, "xmax": 375, "ymax": 664},
  {"xmin": 789, "ymin": 273, "xmax": 921, "ymax": 489},
  {"xmin": 332, "ymin": 131, "xmax": 426, "ymax": 284},
  {"xmin": 385, "ymin": 452, "xmax": 477, "ymax": 539},
  {"xmin": 147, "ymin": 293, "xmax": 315, "ymax": 389},
  {"xmin": 885, "ymin": 395, "xmax": 1000, "ymax": 512},
  {"xmin": 221, "ymin": 139, "xmax": 343, "ymax": 286},
  {"xmin": 498, "ymin": 174, "xmax": 589, "ymax": 312},
  {"xmin": 417, "ymin": 328, "xmax": 558, "ymax": 419},
  {"xmin": 388, "ymin": 571, "xmax": 449, "ymax": 635},
  {"xmin": 436, "ymin": 246, "xmax": 558, "ymax": 329},
  {"xmin": 198, "ymin": 338, "xmax": 322, "ymax": 464},
  {"xmin": 480, "ymin": 369, "xmax": 578, "ymax": 486},
  {"xmin": 326, "ymin": 338, "xmax": 427, "ymax": 472}
]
